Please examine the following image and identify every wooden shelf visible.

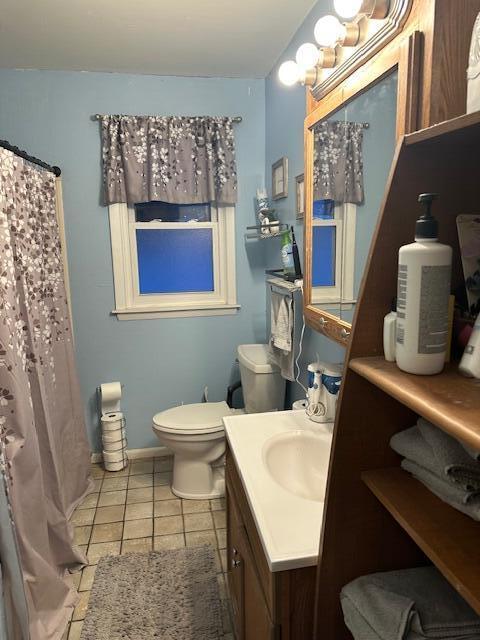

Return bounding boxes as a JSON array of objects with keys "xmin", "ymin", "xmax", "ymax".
[
  {"xmin": 405, "ymin": 110, "xmax": 480, "ymax": 148},
  {"xmin": 349, "ymin": 357, "xmax": 480, "ymax": 451},
  {"xmin": 362, "ymin": 467, "xmax": 480, "ymax": 614}
]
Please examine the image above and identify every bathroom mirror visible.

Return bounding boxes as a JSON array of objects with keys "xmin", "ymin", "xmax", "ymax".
[{"xmin": 304, "ymin": 32, "xmax": 422, "ymax": 345}]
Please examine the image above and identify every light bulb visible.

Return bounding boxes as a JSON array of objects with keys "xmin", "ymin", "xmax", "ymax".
[
  {"xmin": 278, "ymin": 60, "xmax": 301, "ymax": 86},
  {"xmin": 314, "ymin": 15, "xmax": 344, "ymax": 48},
  {"xmin": 295, "ymin": 43, "xmax": 320, "ymax": 70},
  {"xmin": 334, "ymin": 0, "xmax": 363, "ymax": 19}
]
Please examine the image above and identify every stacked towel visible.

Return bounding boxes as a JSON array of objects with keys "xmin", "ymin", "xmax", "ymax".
[
  {"xmin": 341, "ymin": 566, "xmax": 480, "ymax": 640},
  {"xmin": 390, "ymin": 419, "xmax": 480, "ymax": 520}
]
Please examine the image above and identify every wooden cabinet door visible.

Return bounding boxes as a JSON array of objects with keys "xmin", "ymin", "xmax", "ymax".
[{"xmin": 227, "ymin": 485, "xmax": 245, "ymax": 639}]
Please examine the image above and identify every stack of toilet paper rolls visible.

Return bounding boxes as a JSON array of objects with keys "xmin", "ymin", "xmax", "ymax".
[{"xmin": 99, "ymin": 382, "xmax": 128, "ymax": 472}]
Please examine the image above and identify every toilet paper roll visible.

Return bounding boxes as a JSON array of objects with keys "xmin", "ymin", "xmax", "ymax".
[
  {"xmin": 102, "ymin": 427, "xmax": 126, "ymax": 443},
  {"xmin": 100, "ymin": 381, "xmax": 122, "ymax": 414},
  {"xmin": 103, "ymin": 437, "xmax": 127, "ymax": 452},
  {"xmin": 101, "ymin": 411, "xmax": 124, "ymax": 432}
]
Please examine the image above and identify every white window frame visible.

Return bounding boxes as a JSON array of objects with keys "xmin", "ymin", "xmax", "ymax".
[
  {"xmin": 311, "ymin": 202, "xmax": 356, "ymax": 306},
  {"xmin": 109, "ymin": 202, "xmax": 239, "ymax": 319}
]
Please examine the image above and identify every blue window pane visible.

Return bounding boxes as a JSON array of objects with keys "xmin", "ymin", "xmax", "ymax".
[
  {"xmin": 313, "ymin": 199, "xmax": 335, "ymax": 219},
  {"xmin": 136, "ymin": 229, "xmax": 214, "ymax": 294},
  {"xmin": 135, "ymin": 202, "xmax": 211, "ymax": 223},
  {"xmin": 312, "ymin": 226, "xmax": 336, "ymax": 287}
]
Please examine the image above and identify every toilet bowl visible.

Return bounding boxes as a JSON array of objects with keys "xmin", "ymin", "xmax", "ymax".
[{"xmin": 152, "ymin": 402, "xmax": 233, "ymax": 499}]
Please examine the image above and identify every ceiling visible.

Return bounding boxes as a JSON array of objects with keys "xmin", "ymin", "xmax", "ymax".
[{"xmin": 0, "ymin": 0, "xmax": 317, "ymax": 78}]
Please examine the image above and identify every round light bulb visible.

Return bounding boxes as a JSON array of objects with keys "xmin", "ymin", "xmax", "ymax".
[
  {"xmin": 295, "ymin": 43, "xmax": 320, "ymax": 70},
  {"xmin": 314, "ymin": 15, "xmax": 344, "ymax": 48},
  {"xmin": 333, "ymin": 0, "xmax": 363, "ymax": 19},
  {"xmin": 278, "ymin": 60, "xmax": 301, "ymax": 86}
]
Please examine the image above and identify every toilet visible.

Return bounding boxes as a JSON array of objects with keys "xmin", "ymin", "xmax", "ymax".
[{"xmin": 152, "ymin": 343, "xmax": 285, "ymax": 499}]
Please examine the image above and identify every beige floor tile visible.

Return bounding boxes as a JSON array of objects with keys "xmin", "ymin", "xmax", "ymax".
[
  {"xmin": 182, "ymin": 499, "xmax": 210, "ymax": 514},
  {"xmin": 210, "ymin": 497, "xmax": 225, "ymax": 511},
  {"xmin": 103, "ymin": 464, "xmax": 129, "ymax": 477},
  {"xmin": 128, "ymin": 473, "xmax": 153, "ymax": 489},
  {"xmin": 102, "ymin": 476, "xmax": 128, "ymax": 492},
  {"xmin": 74, "ymin": 526, "xmax": 92, "ymax": 546},
  {"xmin": 217, "ymin": 573, "xmax": 227, "ymax": 600},
  {"xmin": 219, "ymin": 548, "xmax": 227, "ymax": 573},
  {"xmin": 77, "ymin": 493, "xmax": 99, "ymax": 510},
  {"xmin": 121, "ymin": 537, "xmax": 153, "ymax": 554},
  {"xmin": 123, "ymin": 518, "xmax": 153, "ymax": 540},
  {"xmin": 184, "ymin": 512, "xmax": 213, "ymax": 532},
  {"xmin": 90, "ymin": 478, "xmax": 103, "ymax": 493},
  {"xmin": 154, "ymin": 456, "xmax": 173, "ymax": 472},
  {"xmin": 79, "ymin": 565, "xmax": 96, "ymax": 592},
  {"xmin": 154, "ymin": 499, "xmax": 181, "ymax": 517},
  {"xmin": 130, "ymin": 460, "xmax": 153, "ymax": 475},
  {"xmin": 185, "ymin": 529, "xmax": 217, "ymax": 548},
  {"xmin": 213, "ymin": 510, "xmax": 226, "ymax": 529},
  {"xmin": 90, "ymin": 465, "xmax": 104, "ymax": 479},
  {"xmin": 72, "ymin": 591, "xmax": 90, "ymax": 621},
  {"xmin": 216, "ymin": 528, "xmax": 226, "ymax": 549},
  {"xmin": 125, "ymin": 502, "xmax": 153, "ymax": 520},
  {"xmin": 153, "ymin": 472, "xmax": 171, "ymax": 486},
  {"xmin": 77, "ymin": 544, "xmax": 88, "ymax": 556},
  {"xmin": 154, "ymin": 485, "xmax": 176, "ymax": 501},
  {"xmin": 127, "ymin": 487, "xmax": 153, "ymax": 504},
  {"xmin": 153, "ymin": 533, "xmax": 185, "ymax": 551},
  {"xmin": 87, "ymin": 541, "xmax": 121, "ymax": 565},
  {"xmin": 68, "ymin": 621, "xmax": 84, "ymax": 640},
  {"xmin": 97, "ymin": 489, "xmax": 126, "ymax": 507},
  {"xmin": 71, "ymin": 508, "xmax": 95, "ymax": 527},
  {"xmin": 70, "ymin": 571, "xmax": 81, "ymax": 590},
  {"xmin": 94, "ymin": 505, "xmax": 125, "ymax": 524},
  {"xmin": 91, "ymin": 521, "xmax": 123, "ymax": 543},
  {"xmin": 154, "ymin": 515, "xmax": 183, "ymax": 536}
]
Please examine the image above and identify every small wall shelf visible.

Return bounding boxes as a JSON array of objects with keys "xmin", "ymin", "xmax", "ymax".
[
  {"xmin": 362, "ymin": 467, "xmax": 480, "ymax": 614},
  {"xmin": 349, "ymin": 357, "xmax": 480, "ymax": 451},
  {"xmin": 245, "ymin": 222, "xmax": 289, "ymax": 240}
]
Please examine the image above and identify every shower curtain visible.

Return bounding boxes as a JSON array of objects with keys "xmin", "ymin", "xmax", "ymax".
[{"xmin": 0, "ymin": 148, "xmax": 92, "ymax": 639}]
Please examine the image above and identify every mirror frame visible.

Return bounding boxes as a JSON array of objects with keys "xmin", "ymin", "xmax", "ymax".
[{"xmin": 303, "ymin": 31, "xmax": 422, "ymax": 346}]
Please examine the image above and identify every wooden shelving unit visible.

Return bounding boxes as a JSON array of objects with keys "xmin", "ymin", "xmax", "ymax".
[
  {"xmin": 350, "ymin": 357, "xmax": 480, "ymax": 450},
  {"xmin": 313, "ymin": 111, "xmax": 480, "ymax": 639},
  {"xmin": 362, "ymin": 467, "xmax": 480, "ymax": 613}
]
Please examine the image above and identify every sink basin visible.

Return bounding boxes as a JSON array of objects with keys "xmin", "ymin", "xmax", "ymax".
[{"xmin": 262, "ymin": 430, "xmax": 331, "ymax": 502}]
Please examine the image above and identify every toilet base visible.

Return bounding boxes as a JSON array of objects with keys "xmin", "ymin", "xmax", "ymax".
[{"xmin": 171, "ymin": 461, "xmax": 225, "ymax": 500}]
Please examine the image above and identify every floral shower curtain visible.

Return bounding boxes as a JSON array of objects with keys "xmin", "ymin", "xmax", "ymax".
[
  {"xmin": 0, "ymin": 148, "xmax": 91, "ymax": 639},
  {"xmin": 100, "ymin": 115, "xmax": 238, "ymax": 206},
  {"xmin": 313, "ymin": 120, "xmax": 364, "ymax": 204}
]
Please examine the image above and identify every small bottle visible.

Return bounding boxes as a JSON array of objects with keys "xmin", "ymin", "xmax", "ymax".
[
  {"xmin": 459, "ymin": 313, "xmax": 480, "ymax": 378},
  {"xmin": 383, "ymin": 298, "xmax": 397, "ymax": 362},
  {"xmin": 395, "ymin": 193, "xmax": 452, "ymax": 375}
]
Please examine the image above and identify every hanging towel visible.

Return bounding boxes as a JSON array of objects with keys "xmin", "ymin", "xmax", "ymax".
[
  {"xmin": 341, "ymin": 566, "xmax": 480, "ymax": 640},
  {"xmin": 269, "ymin": 291, "xmax": 295, "ymax": 381}
]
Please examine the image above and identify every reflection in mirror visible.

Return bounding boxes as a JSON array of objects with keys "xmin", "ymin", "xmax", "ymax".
[{"xmin": 309, "ymin": 71, "xmax": 398, "ymax": 323}]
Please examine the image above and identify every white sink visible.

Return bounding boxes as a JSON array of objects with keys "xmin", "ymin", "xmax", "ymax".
[{"xmin": 263, "ymin": 430, "xmax": 331, "ymax": 502}]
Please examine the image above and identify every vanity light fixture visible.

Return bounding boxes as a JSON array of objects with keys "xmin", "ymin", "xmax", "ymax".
[
  {"xmin": 278, "ymin": 47, "xmax": 336, "ymax": 87},
  {"xmin": 334, "ymin": 0, "xmax": 390, "ymax": 19},
  {"xmin": 314, "ymin": 14, "xmax": 360, "ymax": 48},
  {"xmin": 295, "ymin": 43, "xmax": 320, "ymax": 71}
]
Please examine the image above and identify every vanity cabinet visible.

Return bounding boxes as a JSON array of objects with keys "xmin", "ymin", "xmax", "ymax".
[{"xmin": 226, "ymin": 445, "xmax": 317, "ymax": 640}]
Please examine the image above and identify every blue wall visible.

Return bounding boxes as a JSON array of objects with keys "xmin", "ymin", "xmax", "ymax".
[{"xmin": 0, "ymin": 69, "xmax": 267, "ymax": 450}]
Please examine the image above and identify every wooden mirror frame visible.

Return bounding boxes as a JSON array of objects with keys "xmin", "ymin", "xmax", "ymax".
[{"xmin": 304, "ymin": 29, "xmax": 422, "ymax": 346}]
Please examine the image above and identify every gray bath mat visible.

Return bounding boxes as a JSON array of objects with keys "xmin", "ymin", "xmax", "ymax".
[{"xmin": 80, "ymin": 546, "xmax": 224, "ymax": 640}]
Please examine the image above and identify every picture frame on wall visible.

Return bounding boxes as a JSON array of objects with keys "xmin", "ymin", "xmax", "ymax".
[
  {"xmin": 272, "ymin": 157, "xmax": 288, "ymax": 200},
  {"xmin": 295, "ymin": 173, "xmax": 305, "ymax": 219}
]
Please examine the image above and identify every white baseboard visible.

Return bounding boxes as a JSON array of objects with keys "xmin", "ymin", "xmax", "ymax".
[{"xmin": 91, "ymin": 445, "xmax": 171, "ymax": 464}]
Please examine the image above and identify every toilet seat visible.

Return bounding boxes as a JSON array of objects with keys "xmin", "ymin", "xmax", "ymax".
[{"xmin": 153, "ymin": 401, "xmax": 231, "ymax": 436}]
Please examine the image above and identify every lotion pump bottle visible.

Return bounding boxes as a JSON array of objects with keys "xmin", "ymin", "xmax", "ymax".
[{"xmin": 395, "ymin": 193, "xmax": 452, "ymax": 375}]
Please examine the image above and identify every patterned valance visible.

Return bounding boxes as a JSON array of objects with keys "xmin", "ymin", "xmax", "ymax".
[
  {"xmin": 100, "ymin": 115, "xmax": 238, "ymax": 206},
  {"xmin": 313, "ymin": 121, "xmax": 364, "ymax": 205}
]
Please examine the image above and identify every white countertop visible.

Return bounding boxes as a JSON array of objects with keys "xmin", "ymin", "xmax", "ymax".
[{"xmin": 224, "ymin": 409, "xmax": 333, "ymax": 572}]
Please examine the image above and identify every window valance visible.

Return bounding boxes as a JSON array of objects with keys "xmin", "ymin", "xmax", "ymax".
[{"xmin": 100, "ymin": 115, "xmax": 238, "ymax": 206}]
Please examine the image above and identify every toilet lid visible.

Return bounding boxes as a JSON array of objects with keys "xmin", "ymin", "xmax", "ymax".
[{"xmin": 153, "ymin": 401, "xmax": 231, "ymax": 435}]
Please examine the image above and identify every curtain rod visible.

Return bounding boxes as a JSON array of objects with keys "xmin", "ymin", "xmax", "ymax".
[
  {"xmin": 91, "ymin": 114, "xmax": 242, "ymax": 123},
  {"xmin": 0, "ymin": 139, "xmax": 61, "ymax": 177}
]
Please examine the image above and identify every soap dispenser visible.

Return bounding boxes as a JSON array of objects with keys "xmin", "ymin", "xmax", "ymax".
[{"xmin": 395, "ymin": 193, "xmax": 452, "ymax": 375}]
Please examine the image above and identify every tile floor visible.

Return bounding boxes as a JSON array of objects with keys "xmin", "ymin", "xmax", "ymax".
[{"xmin": 64, "ymin": 456, "xmax": 233, "ymax": 640}]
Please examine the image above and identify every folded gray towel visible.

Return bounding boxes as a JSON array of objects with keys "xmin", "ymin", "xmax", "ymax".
[
  {"xmin": 390, "ymin": 423, "xmax": 480, "ymax": 492},
  {"xmin": 402, "ymin": 459, "xmax": 480, "ymax": 521},
  {"xmin": 340, "ymin": 566, "xmax": 480, "ymax": 640}
]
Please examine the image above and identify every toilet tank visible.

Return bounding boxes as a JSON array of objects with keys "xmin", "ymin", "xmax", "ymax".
[{"xmin": 237, "ymin": 344, "xmax": 286, "ymax": 413}]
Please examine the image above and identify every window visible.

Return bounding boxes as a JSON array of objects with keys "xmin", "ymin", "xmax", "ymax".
[
  {"xmin": 109, "ymin": 201, "xmax": 238, "ymax": 319},
  {"xmin": 311, "ymin": 201, "xmax": 356, "ymax": 305}
]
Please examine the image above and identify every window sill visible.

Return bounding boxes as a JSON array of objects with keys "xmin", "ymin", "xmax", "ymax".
[
  {"xmin": 311, "ymin": 299, "xmax": 357, "ymax": 310},
  {"xmin": 112, "ymin": 304, "xmax": 240, "ymax": 320}
]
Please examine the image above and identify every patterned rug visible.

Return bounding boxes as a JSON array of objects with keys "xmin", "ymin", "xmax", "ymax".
[{"xmin": 80, "ymin": 546, "xmax": 224, "ymax": 639}]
